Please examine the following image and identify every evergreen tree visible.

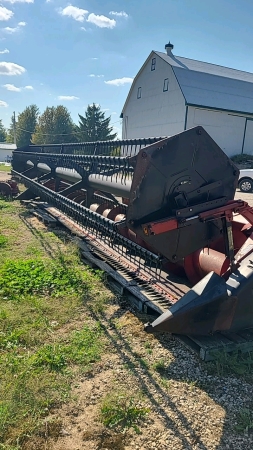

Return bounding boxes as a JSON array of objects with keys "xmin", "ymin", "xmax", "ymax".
[
  {"xmin": 0, "ymin": 119, "xmax": 6, "ymax": 142},
  {"xmin": 16, "ymin": 105, "xmax": 39, "ymax": 147},
  {"xmin": 77, "ymin": 103, "xmax": 117, "ymax": 142},
  {"xmin": 32, "ymin": 106, "xmax": 76, "ymax": 144}
]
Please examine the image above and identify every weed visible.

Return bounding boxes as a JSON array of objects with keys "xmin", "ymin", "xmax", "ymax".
[
  {"xmin": 235, "ymin": 408, "xmax": 253, "ymax": 433},
  {"xmin": 0, "ymin": 258, "xmax": 88, "ymax": 300},
  {"xmin": 32, "ymin": 344, "xmax": 67, "ymax": 373},
  {"xmin": 144, "ymin": 341, "xmax": 151, "ymax": 349},
  {"xmin": 0, "ymin": 235, "xmax": 8, "ymax": 247},
  {"xmin": 144, "ymin": 341, "xmax": 152, "ymax": 354},
  {"xmin": 208, "ymin": 351, "xmax": 253, "ymax": 377},
  {"xmin": 160, "ymin": 378, "xmax": 171, "ymax": 389},
  {"xmin": 0, "ymin": 329, "xmax": 26, "ymax": 350},
  {"xmin": 153, "ymin": 358, "xmax": 167, "ymax": 373},
  {"xmin": 100, "ymin": 392, "xmax": 149, "ymax": 433}
]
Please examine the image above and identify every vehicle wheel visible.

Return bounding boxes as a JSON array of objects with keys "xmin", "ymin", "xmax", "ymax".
[{"xmin": 239, "ymin": 178, "xmax": 253, "ymax": 192}]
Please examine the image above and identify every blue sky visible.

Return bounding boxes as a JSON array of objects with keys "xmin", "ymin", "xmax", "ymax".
[{"xmin": 0, "ymin": 0, "xmax": 253, "ymax": 138}]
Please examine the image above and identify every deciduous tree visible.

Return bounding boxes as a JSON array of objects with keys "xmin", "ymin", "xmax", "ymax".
[
  {"xmin": 32, "ymin": 106, "xmax": 76, "ymax": 144},
  {"xmin": 0, "ymin": 119, "xmax": 6, "ymax": 142},
  {"xmin": 16, "ymin": 105, "xmax": 40, "ymax": 147}
]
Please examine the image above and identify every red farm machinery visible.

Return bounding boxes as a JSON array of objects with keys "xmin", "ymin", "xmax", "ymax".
[{"xmin": 12, "ymin": 126, "xmax": 253, "ymax": 343}]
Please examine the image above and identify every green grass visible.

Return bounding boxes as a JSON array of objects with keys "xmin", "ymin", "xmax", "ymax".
[
  {"xmin": 100, "ymin": 392, "xmax": 149, "ymax": 434},
  {"xmin": 31, "ymin": 324, "xmax": 103, "ymax": 373},
  {"xmin": 207, "ymin": 351, "xmax": 253, "ymax": 378},
  {"xmin": 0, "ymin": 164, "xmax": 11, "ymax": 173},
  {"xmin": 0, "ymin": 198, "xmax": 111, "ymax": 446},
  {"xmin": 0, "ymin": 199, "xmax": 16, "ymax": 213},
  {"xmin": 235, "ymin": 408, "xmax": 253, "ymax": 433}
]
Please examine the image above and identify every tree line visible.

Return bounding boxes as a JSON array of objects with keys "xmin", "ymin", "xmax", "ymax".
[{"xmin": 0, "ymin": 103, "xmax": 118, "ymax": 147}]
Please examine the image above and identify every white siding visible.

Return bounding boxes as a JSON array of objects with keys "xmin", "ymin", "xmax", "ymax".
[
  {"xmin": 122, "ymin": 55, "xmax": 185, "ymax": 139},
  {"xmin": 186, "ymin": 107, "xmax": 246, "ymax": 157},
  {"xmin": 243, "ymin": 120, "xmax": 253, "ymax": 155}
]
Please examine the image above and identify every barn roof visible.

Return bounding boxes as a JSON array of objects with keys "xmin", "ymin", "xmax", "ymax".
[
  {"xmin": 121, "ymin": 50, "xmax": 253, "ymax": 117},
  {"xmin": 155, "ymin": 51, "xmax": 253, "ymax": 114}
]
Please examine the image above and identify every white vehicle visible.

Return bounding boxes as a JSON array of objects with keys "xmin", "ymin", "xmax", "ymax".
[{"xmin": 238, "ymin": 169, "xmax": 253, "ymax": 192}]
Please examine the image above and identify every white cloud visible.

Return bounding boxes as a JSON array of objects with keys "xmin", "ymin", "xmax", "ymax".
[
  {"xmin": 3, "ymin": 27, "xmax": 18, "ymax": 33},
  {"xmin": 105, "ymin": 77, "xmax": 133, "ymax": 86},
  {"xmin": 0, "ymin": 100, "xmax": 8, "ymax": 107},
  {"xmin": 0, "ymin": 6, "xmax": 13, "ymax": 21},
  {"xmin": 3, "ymin": 83, "xmax": 34, "ymax": 91},
  {"xmin": 0, "ymin": 61, "xmax": 25, "ymax": 75},
  {"xmin": 59, "ymin": 5, "xmax": 88, "ymax": 22},
  {"xmin": 91, "ymin": 57, "xmax": 98, "ymax": 60},
  {"xmin": 3, "ymin": 83, "xmax": 21, "ymax": 91},
  {"xmin": 0, "ymin": 48, "xmax": 9, "ymax": 54},
  {"xmin": 58, "ymin": 95, "xmax": 79, "ymax": 101},
  {"xmin": 87, "ymin": 13, "xmax": 116, "ymax": 29},
  {"xmin": 80, "ymin": 27, "xmax": 86, "ymax": 31},
  {"xmin": 109, "ymin": 11, "xmax": 128, "ymax": 18},
  {"xmin": 89, "ymin": 74, "xmax": 104, "ymax": 78},
  {"xmin": 3, "ymin": 22, "xmax": 26, "ymax": 33},
  {"xmin": 1, "ymin": 0, "xmax": 33, "ymax": 3}
]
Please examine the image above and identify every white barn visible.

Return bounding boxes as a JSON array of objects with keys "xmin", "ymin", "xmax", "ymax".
[{"xmin": 121, "ymin": 43, "xmax": 253, "ymax": 157}]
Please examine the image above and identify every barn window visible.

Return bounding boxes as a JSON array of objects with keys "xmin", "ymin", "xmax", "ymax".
[
  {"xmin": 137, "ymin": 87, "xmax": 142, "ymax": 99},
  {"xmin": 151, "ymin": 58, "xmax": 156, "ymax": 71},
  {"xmin": 163, "ymin": 78, "xmax": 169, "ymax": 92}
]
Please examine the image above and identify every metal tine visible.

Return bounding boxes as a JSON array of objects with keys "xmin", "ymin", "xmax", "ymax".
[
  {"xmin": 109, "ymin": 157, "xmax": 114, "ymax": 182},
  {"xmin": 110, "ymin": 228, "xmax": 117, "ymax": 251},
  {"xmin": 104, "ymin": 224, "xmax": 110, "ymax": 246}
]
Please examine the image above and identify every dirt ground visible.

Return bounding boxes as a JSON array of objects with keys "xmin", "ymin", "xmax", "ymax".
[
  {"xmin": 234, "ymin": 189, "xmax": 253, "ymax": 206},
  {"xmin": 0, "ymin": 171, "xmax": 11, "ymax": 181}
]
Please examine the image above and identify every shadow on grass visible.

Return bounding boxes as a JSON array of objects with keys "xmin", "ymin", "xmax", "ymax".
[
  {"xmin": 19, "ymin": 211, "xmax": 71, "ymax": 264},
  {"xmin": 20, "ymin": 211, "xmax": 253, "ymax": 450}
]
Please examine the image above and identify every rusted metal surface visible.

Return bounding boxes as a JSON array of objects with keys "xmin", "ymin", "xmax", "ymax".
[{"xmin": 0, "ymin": 179, "xmax": 19, "ymax": 197}]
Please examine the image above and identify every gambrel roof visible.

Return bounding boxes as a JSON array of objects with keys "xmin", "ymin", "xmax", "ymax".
[{"xmin": 121, "ymin": 49, "xmax": 253, "ymax": 116}]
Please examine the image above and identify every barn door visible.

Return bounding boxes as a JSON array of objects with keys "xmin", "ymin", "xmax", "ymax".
[{"xmin": 242, "ymin": 119, "xmax": 253, "ymax": 155}]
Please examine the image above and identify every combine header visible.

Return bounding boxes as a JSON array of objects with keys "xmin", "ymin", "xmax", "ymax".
[{"xmin": 12, "ymin": 127, "xmax": 253, "ymax": 339}]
